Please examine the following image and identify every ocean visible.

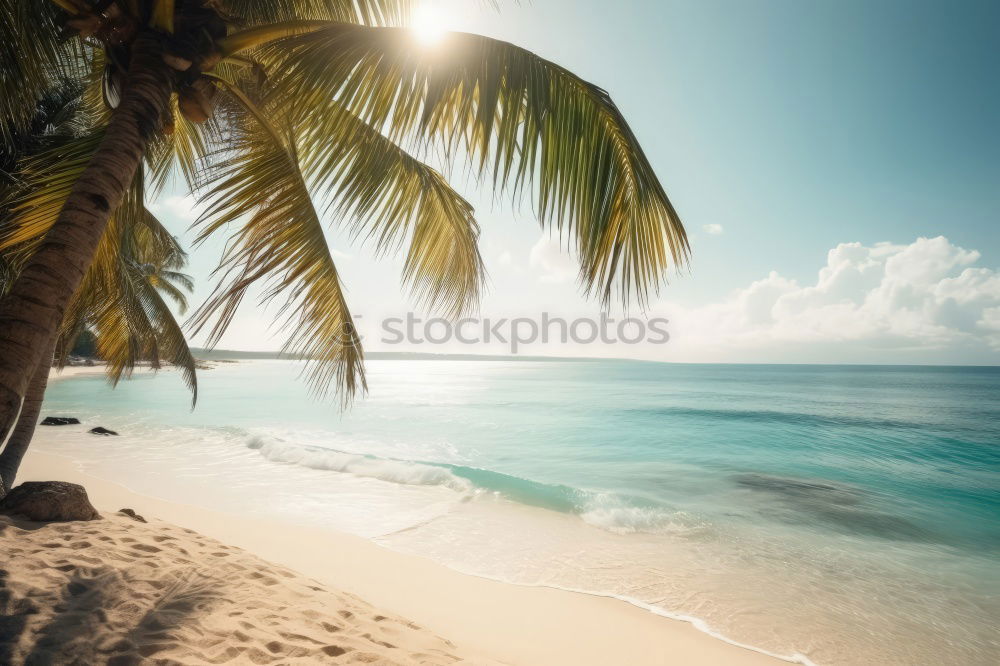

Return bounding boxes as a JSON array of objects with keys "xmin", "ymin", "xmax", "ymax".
[{"xmin": 37, "ymin": 359, "xmax": 1000, "ymax": 665}]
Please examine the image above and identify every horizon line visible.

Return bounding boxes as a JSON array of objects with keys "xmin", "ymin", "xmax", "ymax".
[{"xmin": 191, "ymin": 348, "xmax": 1000, "ymax": 369}]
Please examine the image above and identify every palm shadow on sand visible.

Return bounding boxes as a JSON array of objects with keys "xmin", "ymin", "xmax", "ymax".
[{"xmin": 0, "ymin": 517, "xmax": 220, "ymax": 665}]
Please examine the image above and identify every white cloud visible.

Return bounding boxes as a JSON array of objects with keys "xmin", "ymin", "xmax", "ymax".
[
  {"xmin": 529, "ymin": 235, "xmax": 578, "ymax": 284},
  {"xmin": 149, "ymin": 195, "xmax": 203, "ymax": 222},
  {"xmin": 659, "ymin": 236, "xmax": 1000, "ymax": 360},
  {"xmin": 702, "ymin": 223, "xmax": 724, "ymax": 235},
  {"xmin": 497, "ymin": 250, "xmax": 524, "ymax": 274}
]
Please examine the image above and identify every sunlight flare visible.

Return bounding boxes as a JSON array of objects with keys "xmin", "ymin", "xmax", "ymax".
[{"xmin": 411, "ymin": 5, "xmax": 448, "ymax": 46}]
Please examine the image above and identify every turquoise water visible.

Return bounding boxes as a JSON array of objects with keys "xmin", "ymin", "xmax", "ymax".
[{"xmin": 39, "ymin": 360, "xmax": 1000, "ymax": 665}]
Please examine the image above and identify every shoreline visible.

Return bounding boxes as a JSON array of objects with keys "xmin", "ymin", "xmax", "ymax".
[
  {"xmin": 47, "ymin": 363, "xmax": 171, "ymax": 385},
  {"xmin": 47, "ymin": 365, "xmax": 110, "ymax": 382},
  {"xmin": 18, "ymin": 447, "xmax": 782, "ymax": 665}
]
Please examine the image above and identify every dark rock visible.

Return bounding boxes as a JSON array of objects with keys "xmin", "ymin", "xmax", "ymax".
[
  {"xmin": 0, "ymin": 481, "xmax": 100, "ymax": 522},
  {"xmin": 40, "ymin": 416, "xmax": 80, "ymax": 426},
  {"xmin": 117, "ymin": 508, "xmax": 147, "ymax": 523},
  {"xmin": 89, "ymin": 426, "xmax": 118, "ymax": 436}
]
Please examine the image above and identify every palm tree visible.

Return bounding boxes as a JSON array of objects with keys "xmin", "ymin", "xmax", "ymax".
[
  {"xmin": 0, "ymin": 78, "xmax": 197, "ymax": 493},
  {"xmin": 0, "ymin": 1, "xmax": 688, "ymax": 446},
  {"xmin": 0, "ymin": 208, "xmax": 197, "ymax": 493},
  {"xmin": 0, "ymin": 196, "xmax": 197, "ymax": 494},
  {"xmin": 0, "ymin": 248, "xmax": 195, "ymax": 494}
]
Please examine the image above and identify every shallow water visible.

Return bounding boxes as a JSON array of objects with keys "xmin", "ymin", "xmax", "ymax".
[{"xmin": 39, "ymin": 360, "xmax": 1000, "ymax": 665}]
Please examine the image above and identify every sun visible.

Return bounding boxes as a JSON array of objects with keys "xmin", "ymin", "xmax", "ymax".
[{"xmin": 411, "ymin": 5, "xmax": 447, "ymax": 47}]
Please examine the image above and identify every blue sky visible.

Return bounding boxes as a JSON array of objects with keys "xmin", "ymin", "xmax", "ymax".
[{"xmin": 154, "ymin": 0, "xmax": 1000, "ymax": 364}]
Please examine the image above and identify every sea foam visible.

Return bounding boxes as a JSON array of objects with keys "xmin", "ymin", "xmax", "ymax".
[
  {"xmin": 247, "ymin": 436, "xmax": 687, "ymax": 536},
  {"xmin": 580, "ymin": 497, "xmax": 696, "ymax": 535},
  {"xmin": 248, "ymin": 436, "xmax": 473, "ymax": 493}
]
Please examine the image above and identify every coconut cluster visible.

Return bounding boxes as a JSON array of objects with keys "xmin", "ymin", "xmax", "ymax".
[{"xmin": 61, "ymin": 1, "xmax": 232, "ymax": 126}]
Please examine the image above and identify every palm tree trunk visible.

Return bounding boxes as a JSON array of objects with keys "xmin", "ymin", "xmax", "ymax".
[
  {"xmin": 0, "ymin": 31, "xmax": 173, "ymax": 444},
  {"xmin": 0, "ymin": 337, "xmax": 55, "ymax": 497}
]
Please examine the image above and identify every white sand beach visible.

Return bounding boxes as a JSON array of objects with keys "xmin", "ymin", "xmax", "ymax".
[{"xmin": 6, "ymin": 445, "xmax": 782, "ymax": 665}]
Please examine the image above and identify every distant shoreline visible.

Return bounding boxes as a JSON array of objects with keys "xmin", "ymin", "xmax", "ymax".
[{"xmin": 191, "ymin": 347, "xmax": 1000, "ymax": 368}]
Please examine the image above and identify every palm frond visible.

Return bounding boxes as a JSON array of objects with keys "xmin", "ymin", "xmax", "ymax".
[
  {"xmin": 188, "ymin": 81, "xmax": 365, "ymax": 401},
  {"xmin": 150, "ymin": 0, "xmax": 175, "ymax": 33},
  {"xmin": 218, "ymin": 20, "xmax": 333, "ymax": 56},
  {"xmin": 145, "ymin": 94, "xmax": 225, "ymax": 196},
  {"xmin": 0, "ymin": 77, "xmax": 91, "ymax": 199},
  {"xmin": 0, "ymin": 129, "xmax": 104, "ymax": 251},
  {"xmin": 0, "ymin": 252, "xmax": 16, "ymax": 294},
  {"xmin": 0, "ymin": 132, "xmax": 199, "ymax": 402},
  {"xmin": 60, "ymin": 175, "xmax": 198, "ymax": 403},
  {"xmin": 222, "ymin": 1, "xmax": 411, "ymax": 27},
  {"xmin": 263, "ymin": 24, "xmax": 688, "ymax": 306},
  {"xmin": 148, "ymin": 269, "xmax": 192, "ymax": 313},
  {"xmin": 0, "ymin": 0, "xmax": 90, "ymax": 151},
  {"xmin": 286, "ymin": 94, "xmax": 483, "ymax": 318},
  {"xmin": 153, "ymin": 278, "xmax": 190, "ymax": 311},
  {"xmin": 157, "ymin": 269, "xmax": 195, "ymax": 291},
  {"xmin": 78, "ymin": 48, "xmax": 113, "ymax": 126}
]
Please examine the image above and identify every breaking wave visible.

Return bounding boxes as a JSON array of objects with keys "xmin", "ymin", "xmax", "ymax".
[{"xmin": 247, "ymin": 435, "xmax": 686, "ymax": 535}]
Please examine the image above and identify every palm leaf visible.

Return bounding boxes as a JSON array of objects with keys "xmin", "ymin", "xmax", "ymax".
[
  {"xmin": 150, "ymin": 0, "xmax": 175, "ymax": 33},
  {"xmin": 60, "ymin": 176, "xmax": 198, "ymax": 403},
  {"xmin": 145, "ymin": 94, "xmax": 226, "ymax": 196},
  {"xmin": 0, "ymin": 129, "xmax": 104, "ymax": 251},
  {"xmin": 149, "ymin": 271, "xmax": 193, "ymax": 312},
  {"xmin": 262, "ymin": 24, "xmax": 689, "ymax": 306},
  {"xmin": 0, "ymin": 0, "xmax": 89, "ymax": 150},
  {"xmin": 0, "ymin": 134, "xmax": 199, "ymax": 402},
  {"xmin": 284, "ymin": 93, "xmax": 484, "ymax": 318},
  {"xmin": 221, "ymin": 0, "xmax": 411, "ymax": 26},
  {"xmin": 188, "ymin": 81, "xmax": 365, "ymax": 401}
]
